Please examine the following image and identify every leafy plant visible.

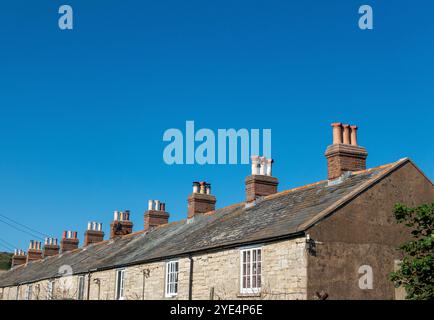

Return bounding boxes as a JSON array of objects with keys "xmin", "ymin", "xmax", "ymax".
[{"xmin": 389, "ymin": 203, "xmax": 434, "ymax": 300}]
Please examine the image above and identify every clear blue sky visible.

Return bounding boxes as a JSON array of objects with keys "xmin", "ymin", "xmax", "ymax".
[{"xmin": 0, "ymin": 1, "xmax": 433, "ymax": 252}]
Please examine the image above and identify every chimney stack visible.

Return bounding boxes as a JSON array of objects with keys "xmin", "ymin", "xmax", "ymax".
[
  {"xmin": 84, "ymin": 222, "xmax": 104, "ymax": 246},
  {"xmin": 110, "ymin": 210, "xmax": 133, "ymax": 239},
  {"xmin": 43, "ymin": 237, "xmax": 60, "ymax": 257},
  {"xmin": 245, "ymin": 156, "xmax": 278, "ymax": 202},
  {"xmin": 144, "ymin": 200, "xmax": 170, "ymax": 231},
  {"xmin": 26, "ymin": 240, "xmax": 43, "ymax": 263},
  {"xmin": 325, "ymin": 123, "xmax": 368, "ymax": 180},
  {"xmin": 11, "ymin": 250, "xmax": 27, "ymax": 268},
  {"xmin": 60, "ymin": 231, "xmax": 79, "ymax": 253},
  {"xmin": 187, "ymin": 181, "xmax": 216, "ymax": 219}
]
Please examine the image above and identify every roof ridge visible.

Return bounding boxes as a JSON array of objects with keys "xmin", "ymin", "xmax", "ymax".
[{"xmin": 297, "ymin": 158, "xmax": 409, "ymax": 231}]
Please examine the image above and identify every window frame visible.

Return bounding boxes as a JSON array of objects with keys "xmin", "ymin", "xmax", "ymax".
[
  {"xmin": 239, "ymin": 247, "xmax": 262, "ymax": 294},
  {"xmin": 77, "ymin": 275, "xmax": 85, "ymax": 300},
  {"xmin": 165, "ymin": 260, "xmax": 179, "ymax": 298},
  {"xmin": 115, "ymin": 268, "xmax": 126, "ymax": 300}
]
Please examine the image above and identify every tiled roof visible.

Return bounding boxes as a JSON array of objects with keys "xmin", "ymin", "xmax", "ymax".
[{"xmin": 0, "ymin": 158, "xmax": 409, "ymax": 287}]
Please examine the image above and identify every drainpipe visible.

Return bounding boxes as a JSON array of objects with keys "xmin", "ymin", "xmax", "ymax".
[
  {"xmin": 188, "ymin": 255, "xmax": 194, "ymax": 300},
  {"xmin": 87, "ymin": 272, "xmax": 92, "ymax": 300},
  {"xmin": 142, "ymin": 269, "xmax": 150, "ymax": 300},
  {"xmin": 93, "ymin": 278, "xmax": 101, "ymax": 300}
]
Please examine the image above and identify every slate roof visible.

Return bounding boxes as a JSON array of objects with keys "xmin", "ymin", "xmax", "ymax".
[{"xmin": 0, "ymin": 158, "xmax": 410, "ymax": 287}]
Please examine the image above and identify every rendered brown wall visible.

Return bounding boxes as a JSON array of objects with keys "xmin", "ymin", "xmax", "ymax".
[{"xmin": 306, "ymin": 161, "xmax": 434, "ymax": 299}]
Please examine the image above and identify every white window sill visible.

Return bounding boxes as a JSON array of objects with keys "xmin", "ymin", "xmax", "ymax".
[{"xmin": 238, "ymin": 290, "xmax": 261, "ymax": 298}]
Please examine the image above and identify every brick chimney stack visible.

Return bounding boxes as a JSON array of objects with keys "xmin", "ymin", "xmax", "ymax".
[
  {"xmin": 60, "ymin": 231, "xmax": 79, "ymax": 253},
  {"xmin": 110, "ymin": 210, "xmax": 133, "ymax": 239},
  {"xmin": 144, "ymin": 200, "xmax": 169, "ymax": 231},
  {"xmin": 11, "ymin": 249, "xmax": 27, "ymax": 268},
  {"xmin": 187, "ymin": 181, "xmax": 216, "ymax": 219},
  {"xmin": 84, "ymin": 222, "xmax": 104, "ymax": 246},
  {"xmin": 325, "ymin": 122, "xmax": 368, "ymax": 180},
  {"xmin": 26, "ymin": 240, "xmax": 43, "ymax": 263},
  {"xmin": 245, "ymin": 155, "xmax": 278, "ymax": 202},
  {"xmin": 43, "ymin": 237, "xmax": 59, "ymax": 257}
]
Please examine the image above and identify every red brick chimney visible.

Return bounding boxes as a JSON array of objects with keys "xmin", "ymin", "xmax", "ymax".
[
  {"xmin": 187, "ymin": 181, "xmax": 216, "ymax": 219},
  {"xmin": 144, "ymin": 200, "xmax": 169, "ymax": 231},
  {"xmin": 325, "ymin": 123, "xmax": 368, "ymax": 180},
  {"xmin": 11, "ymin": 250, "xmax": 27, "ymax": 268},
  {"xmin": 110, "ymin": 210, "xmax": 133, "ymax": 239},
  {"xmin": 84, "ymin": 222, "xmax": 104, "ymax": 246},
  {"xmin": 60, "ymin": 231, "xmax": 79, "ymax": 253},
  {"xmin": 43, "ymin": 237, "xmax": 59, "ymax": 257},
  {"xmin": 26, "ymin": 240, "xmax": 43, "ymax": 263},
  {"xmin": 245, "ymin": 155, "xmax": 278, "ymax": 202}
]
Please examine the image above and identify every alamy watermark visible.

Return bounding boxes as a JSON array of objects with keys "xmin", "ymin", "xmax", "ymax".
[
  {"xmin": 162, "ymin": 121, "xmax": 271, "ymax": 165},
  {"xmin": 358, "ymin": 265, "xmax": 374, "ymax": 289},
  {"xmin": 55, "ymin": 5, "xmax": 373, "ymax": 31}
]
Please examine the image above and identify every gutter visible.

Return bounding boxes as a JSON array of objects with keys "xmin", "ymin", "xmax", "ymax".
[{"xmin": 1, "ymin": 231, "xmax": 305, "ymax": 288}]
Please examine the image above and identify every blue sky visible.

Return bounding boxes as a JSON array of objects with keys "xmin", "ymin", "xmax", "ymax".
[{"xmin": 0, "ymin": 1, "xmax": 433, "ymax": 252}]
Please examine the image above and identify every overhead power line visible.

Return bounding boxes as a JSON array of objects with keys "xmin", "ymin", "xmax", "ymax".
[
  {"xmin": 0, "ymin": 237, "xmax": 16, "ymax": 250},
  {"xmin": 0, "ymin": 213, "xmax": 49, "ymax": 238},
  {"xmin": 0, "ymin": 217, "xmax": 45, "ymax": 241},
  {"xmin": 0, "ymin": 242, "xmax": 13, "ymax": 252}
]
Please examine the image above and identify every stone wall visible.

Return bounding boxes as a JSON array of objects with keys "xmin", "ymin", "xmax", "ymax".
[
  {"xmin": 307, "ymin": 161, "xmax": 434, "ymax": 299},
  {"xmin": 0, "ymin": 237, "xmax": 307, "ymax": 300}
]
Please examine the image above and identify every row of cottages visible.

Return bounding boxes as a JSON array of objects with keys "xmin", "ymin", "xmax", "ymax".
[{"xmin": 0, "ymin": 123, "xmax": 433, "ymax": 300}]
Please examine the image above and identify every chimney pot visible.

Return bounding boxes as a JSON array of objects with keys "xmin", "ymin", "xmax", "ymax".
[
  {"xmin": 342, "ymin": 124, "xmax": 351, "ymax": 144},
  {"xmin": 192, "ymin": 182, "xmax": 200, "ymax": 193},
  {"xmin": 199, "ymin": 182, "xmax": 206, "ymax": 194},
  {"xmin": 259, "ymin": 157, "xmax": 267, "ymax": 175},
  {"xmin": 266, "ymin": 158, "xmax": 273, "ymax": 176},
  {"xmin": 331, "ymin": 122, "xmax": 343, "ymax": 144},
  {"xmin": 350, "ymin": 125, "xmax": 358, "ymax": 146},
  {"xmin": 251, "ymin": 155, "xmax": 260, "ymax": 175}
]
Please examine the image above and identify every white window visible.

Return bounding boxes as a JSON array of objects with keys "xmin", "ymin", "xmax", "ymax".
[
  {"xmin": 115, "ymin": 269, "xmax": 126, "ymax": 300},
  {"xmin": 25, "ymin": 284, "xmax": 33, "ymax": 300},
  {"xmin": 165, "ymin": 261, "xmax": 179, "ymax": 297},
  {"xmin": 47, "ymin": 280, "xmax": 55, "ymax": 300},
  {"xmin": 240, "ymin": 247, "xmax": 262, "ymax": 294},
  {"xmin": 77, "ymin": 276, "xmax": 85, "ymax": 300}
]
